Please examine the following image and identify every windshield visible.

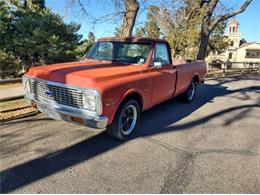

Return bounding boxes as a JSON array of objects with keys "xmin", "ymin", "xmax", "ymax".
[{"xmin": 86, "ymin": 41, "xmax": 152, "ymax": 64}]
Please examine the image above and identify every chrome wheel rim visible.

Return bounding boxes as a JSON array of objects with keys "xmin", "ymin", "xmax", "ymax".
[
  {"xmin": 188, "ymin": 82, "xmax": 195, "ymax": 101},
  {"xmin": 120, "ymin": 105, "xmax": 137, "ymax": 135}
]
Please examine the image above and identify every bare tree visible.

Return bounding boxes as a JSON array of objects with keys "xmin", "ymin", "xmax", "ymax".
[
  {"xmin": 66, "ymin": 0, "xmax": 252, "ymax": 59},
  {"xmin": 66, "ymin": 0, "xmax": 140, "ymax": 37},
  {"xmin": 197, "ymin": 0, "xmax": 253, "ymax": 60},
  {"xmin": 120, "ymin": 0, "xmax": 139, "ymax": 37}
]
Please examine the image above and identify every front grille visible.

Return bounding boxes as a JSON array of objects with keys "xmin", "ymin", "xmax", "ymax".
[{"xmin": 29, "ymin": 79, "xmax": 83, "ymax": 108}]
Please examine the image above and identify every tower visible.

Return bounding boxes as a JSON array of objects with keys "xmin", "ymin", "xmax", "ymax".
[
  {"xmin": 227, "ymin": 18, "xmax": 241, "ymax": 48},
  {"xmin": 226, "ymin": 18, "xmax": 241, "ymax": 61}
]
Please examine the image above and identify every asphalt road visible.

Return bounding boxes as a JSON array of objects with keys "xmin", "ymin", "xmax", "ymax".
[{"xmin": 1, "ymin": 75, "xmax": 260, "ymax": 193}]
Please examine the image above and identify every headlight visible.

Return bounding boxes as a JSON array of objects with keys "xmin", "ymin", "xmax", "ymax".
[
  {"xmin": 82, "ymin": 90, "xmax": 102, "ymax": 115},
  {"xmin": 25, "ymin": 80, "xmax": 31, "ymax": 93},
  {"xmin": 82, "ymin": 93, "xmax": 96, "ymax": 111},
  {"xmin": 22, "ymin": 77, "xmax": 31, "ymax": 93}
]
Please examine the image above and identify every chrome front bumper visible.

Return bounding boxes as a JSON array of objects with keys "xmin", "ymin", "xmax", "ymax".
[{"xmin": 25, "ymin": 94, "xmax": 108, "ymax": 129}]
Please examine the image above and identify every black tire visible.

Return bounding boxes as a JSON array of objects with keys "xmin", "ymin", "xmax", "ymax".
[
  {"xmin": 182, "ymin": 80, "xmax": 197, "ymax": 103},
  {"xmin": 107, "ymin": 99, "xmax": 140, "ymax": 140}
]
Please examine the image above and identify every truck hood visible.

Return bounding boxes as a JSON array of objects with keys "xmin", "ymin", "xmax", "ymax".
[{"xmin": 26, "ymin": 59, "xmax": 142, "ymax": 89}]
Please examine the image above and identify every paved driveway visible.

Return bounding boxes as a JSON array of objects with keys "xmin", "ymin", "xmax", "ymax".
[{"xmin": 1, "ymin": 75, "xmax": 260, "ymax": 193}]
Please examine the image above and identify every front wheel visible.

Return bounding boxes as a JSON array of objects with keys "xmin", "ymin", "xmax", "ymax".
[
  {"xmin": 182, "ymin": 80, "xmax": 197, "ymax": 103},
  {"xmin": 107, "ymin": 99, "xmax": 140, "ymax": 140}
]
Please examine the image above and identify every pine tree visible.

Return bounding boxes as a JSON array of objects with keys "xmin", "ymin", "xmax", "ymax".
[
  {"xmin": 146, "ymin": 6, "xmax": 161, "ymax": 38},
  {"xmin": 31, "ymin": 0, "xmax": 45, "ymax": 9},
  {"xmin": 0, "ymin": 0, "xmax": 82, "ymax": 78},
  {"xmin": 134, "ymin": 5, "xmax": 161, "ymax": 38},
  {"xmin": 88, "ymin": 32, "xmax": 95, "ymax": 43},
  {"xmin": 75, "ymin": 32, "xmax": 96, "ymax": 59}
]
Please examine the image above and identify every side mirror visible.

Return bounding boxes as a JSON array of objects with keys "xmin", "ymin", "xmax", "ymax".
[{"xmin": 152, "ymin": 62, "xmax": 162, "ymax": 69}]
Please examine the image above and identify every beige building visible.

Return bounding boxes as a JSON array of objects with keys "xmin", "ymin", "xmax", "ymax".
[{"xmin": 207, "ymin": 19, "xmax": 260, "ymax": 69}]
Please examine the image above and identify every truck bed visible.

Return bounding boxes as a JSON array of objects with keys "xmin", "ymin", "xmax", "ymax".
[{"xmin": 173, "ymin": 59, "xmax": 206, "ymax": 96}]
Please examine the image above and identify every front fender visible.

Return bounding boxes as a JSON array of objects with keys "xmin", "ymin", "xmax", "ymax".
[{"xmin": 101, "ymin": 85, "xmax": 145, "ymax": 124}]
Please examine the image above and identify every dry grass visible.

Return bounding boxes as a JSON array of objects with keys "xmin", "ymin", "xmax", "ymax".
[
  {"xmin": 0, "ymin": 98, "xmax": 38, "ymax": 122},
  {"xmin": 0, "ymin": 82, "xmax": 22, "ymax": 90}
]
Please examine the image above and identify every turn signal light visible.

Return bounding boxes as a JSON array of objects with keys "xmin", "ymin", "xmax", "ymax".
[
  {"xmin": 31, "ymin": 102, "xmax": 37, "ymax": 109},
  {"xmin": 71, "ymin": 117, "xmax": 84, "ymax": 124}
]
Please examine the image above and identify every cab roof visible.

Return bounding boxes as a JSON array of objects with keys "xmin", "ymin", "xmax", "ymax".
[{"xmin": 98, "ymin": 37, "xmax": 168, "ymax": 44}]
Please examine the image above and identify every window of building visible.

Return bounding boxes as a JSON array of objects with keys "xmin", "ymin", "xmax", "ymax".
[
  {"xmin": 230, "ymin": 41, "xmax": 234, "ymax": 46},
  {"xmin": 245, "ymin": 50, "xmax": 260, "ymax": 58},
  {"xmin": 228, "ymin": 52, "xmax": 233, "ymax": 59}
]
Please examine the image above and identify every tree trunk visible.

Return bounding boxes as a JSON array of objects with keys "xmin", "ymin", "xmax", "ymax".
[
  {"xmin": 197, "ymin": 30, "xmax": 209, "ymax": 60},
  {"xmin": 120, "ymin": 0, "xmax": 139, "ymax": 37},
  {"xmin": 196, "ymin": 0, "xmax": 252, "ymax": 60}
]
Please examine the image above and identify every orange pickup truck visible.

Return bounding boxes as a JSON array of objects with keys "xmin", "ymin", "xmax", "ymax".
[{"xmin": 22, "ymin": 37, "xmax": 206, "ymax": 139}]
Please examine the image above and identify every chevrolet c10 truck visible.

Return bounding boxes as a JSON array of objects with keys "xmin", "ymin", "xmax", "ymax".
[{"xmin": 22, "ymin": 37, "xmax": 206, "ymax": 139}]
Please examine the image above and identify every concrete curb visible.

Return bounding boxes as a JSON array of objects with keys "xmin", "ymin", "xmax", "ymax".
[
  {"xmin": 0, "ymin": 95, "xmax": 25, "ymax": 102},
  {"xmin": 0, "ymin": 78, "xmax": 22, "ymax": 84}
]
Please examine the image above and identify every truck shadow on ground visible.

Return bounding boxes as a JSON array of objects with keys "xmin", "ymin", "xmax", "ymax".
[{"xmin": 1, "ymin": 76, "xmax": 260, "ymax": 193}]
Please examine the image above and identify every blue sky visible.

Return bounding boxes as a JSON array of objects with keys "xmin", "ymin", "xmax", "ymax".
[{"xmin": 46, "ymin": 0, "xmax": 260, "ymax": 42}]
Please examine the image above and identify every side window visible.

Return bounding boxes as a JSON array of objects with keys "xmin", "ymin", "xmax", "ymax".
[{"xmin": 152, "ymin": 43, "xmax": 170, "ymax": 65}]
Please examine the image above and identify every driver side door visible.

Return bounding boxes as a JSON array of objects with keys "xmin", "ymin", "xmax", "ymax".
[{"xmin": 150, "ymin": 43, "xmax": 177, "ymax": 105}]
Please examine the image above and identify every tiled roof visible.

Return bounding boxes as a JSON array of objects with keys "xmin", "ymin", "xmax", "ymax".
[{"xmin": 239, "ymin": 42, "xmax": 260, "ymax": 48}]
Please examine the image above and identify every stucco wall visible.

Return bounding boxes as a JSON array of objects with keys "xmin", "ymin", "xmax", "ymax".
[{"xmin": 236, "ymin": 43, "xmax": 260, "ymax": 63}]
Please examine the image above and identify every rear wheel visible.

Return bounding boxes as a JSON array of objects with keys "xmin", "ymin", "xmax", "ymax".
[
  {"xmin": 183, "ymin": 80, "xmax": 197, "ymax": 103},
  {"xmin": 107, "ymin": 99, "xmax": 140, "ymax": 140}
]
